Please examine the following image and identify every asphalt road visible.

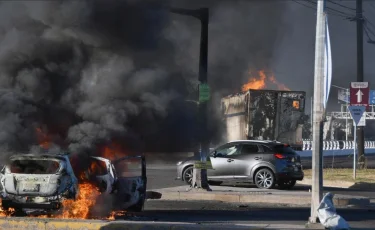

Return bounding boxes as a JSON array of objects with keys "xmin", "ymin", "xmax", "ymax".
[
  {"xmin": 146, "ymin": 168, "xmax": 375, "ymax": 200},
  {"xmin": 140, "ymin": 200, "xmax": 375, "ymax": 229}
]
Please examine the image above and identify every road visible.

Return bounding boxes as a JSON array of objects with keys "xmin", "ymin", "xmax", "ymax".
[
  {"xmin": 146, "ymin": 167, "xmax": 375, "ymax": 201},
  {"xmin": 141, "ymin": 200, "xmax": 375, "ymax": 229},
  {"xmin": 142, "ymin": 166, "xmax": 375, "ymax": 229}
]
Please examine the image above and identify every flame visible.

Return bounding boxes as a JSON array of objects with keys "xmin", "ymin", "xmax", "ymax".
[
  {"xmin": 0, "ymin": 199, "xmax": 15, "ymax": 217},
  {"xmin": 54, "ymin": 182, "xmax": 100, "ymax": 219},
  {"xmin": 100, "ymin": 142, "xmax": 128, "ymax": 161},
  {"xmin": 268, "ymin": 75, "xmax": 290, "ymax": 91},
  {"xmin": 35, "ymin": 127, "xmax": 52, "ymax": 149},
  {"xmin": 242, "ymin": 70, "xmax": 290, "ymax": 91},
  {"xmin": 242, "ymin": 70, "xmax": 267, "ymax": 91},
  {"xmin": 107, "ymin": 211, "xmax": 127, "ymax": 220}
]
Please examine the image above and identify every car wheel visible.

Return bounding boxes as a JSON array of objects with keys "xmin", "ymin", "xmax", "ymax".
[
  {"xmin": 254, "ymin": 168, "xmax": 275, "ymax": 189},
  {"xmin": 278, "ymin": 180, "xmax": 296, "ymax": 190},
  {"xmin": 182, "ymin": 166, "xmax": 194, "ymax": 185}
]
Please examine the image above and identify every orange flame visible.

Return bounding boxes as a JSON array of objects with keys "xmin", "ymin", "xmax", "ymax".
[
  {"xmin": 35, "ymin": 127, "xmax": 52, "ymax": 149},
  {"xmin": 100, "ymin": 142, "xmax": 128, "ymax": 161},
  {"xmin": 56, "ymin": 182, "xmax": 100, "ymax": 219},
  {"xmin": 0, "ymin": 199, "xmax": 15, "ymax": 217},
  {"xmin": 242, "ymin": 70, "xmax": 290, "ymax": 91}
]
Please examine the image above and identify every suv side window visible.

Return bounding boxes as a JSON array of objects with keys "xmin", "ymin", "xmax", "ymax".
[
  {"xmin": 261, "ymin": 145, "xmax": 274, "ymax": 153},
  {"xmin": 241, "ymin": 144, "xmax": 261, "ymax": 154},
  {"xmin": 215, "ymin": 144, "xmax": 241, "ymax": 157}
]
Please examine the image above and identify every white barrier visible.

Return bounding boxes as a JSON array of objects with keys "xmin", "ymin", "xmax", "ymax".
[{"xmin": 300, "ymin": 140, "xmax": 375, "ymax": 150}]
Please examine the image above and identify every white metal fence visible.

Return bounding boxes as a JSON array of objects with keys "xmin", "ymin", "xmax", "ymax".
[{"xmin": 302, "ymin": 140, "xmax": 375, "ymax": 151}]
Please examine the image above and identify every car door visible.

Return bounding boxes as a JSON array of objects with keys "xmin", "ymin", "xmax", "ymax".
[
  {"xmin": 111, "ymin": 156, "xmax": 147, "ymax": 212},
  {"xmin": 233, "ymin": 143, "xmax": 263, "ymax": 178},
  {"xmin": 207, "ymin": 143, "xmax": 242, "ymax": 179}
]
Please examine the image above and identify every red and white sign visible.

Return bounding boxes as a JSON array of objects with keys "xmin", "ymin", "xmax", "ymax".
[{"xmin": 350, "ymin": 82, "xmax": 369, "ymax": 106}]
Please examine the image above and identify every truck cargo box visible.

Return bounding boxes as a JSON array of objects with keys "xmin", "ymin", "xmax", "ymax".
[{"xmin": 221, "ymin": 90, "xmax": 306, "ymax": 149}]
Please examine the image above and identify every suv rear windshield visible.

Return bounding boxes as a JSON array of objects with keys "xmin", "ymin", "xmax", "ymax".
[
  {"xmin": 9, "ymin": 159, "xmax": 61, "ymax": 174},
  {"xmin": 273, "ymin": 145, "xmax": 297, "ymax": 154}
]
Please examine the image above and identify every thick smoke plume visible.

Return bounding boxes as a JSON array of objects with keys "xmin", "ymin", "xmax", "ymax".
[
  {"xmin": 0, "ymin": 0, "xmax": 291, "ymax": 156},
  {"xmin": 0, "ymin": 0, "xmax": 190, "ymax": 157}
]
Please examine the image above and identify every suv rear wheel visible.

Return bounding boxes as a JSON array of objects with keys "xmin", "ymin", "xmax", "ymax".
[{"xmin": 254, "ymin": 168, "xmax": 275, "ymax": 189}]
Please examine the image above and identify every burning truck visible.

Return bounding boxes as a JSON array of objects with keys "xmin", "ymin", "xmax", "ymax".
[{"xmin": 221, "ymin": 89, "xmax": 306, "ymax": 150}]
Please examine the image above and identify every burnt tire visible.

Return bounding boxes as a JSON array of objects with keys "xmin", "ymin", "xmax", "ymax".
[
  {"xmin": 254, "ymin": 168, "xmax": 275, "ymax": 189},
  {"xmin": 182, "ymin": 166, "xmax": 194, "ymax": 185},
  {"xmin": 278, "ymin": 180, "xmax": 296, "ymax": 190}
]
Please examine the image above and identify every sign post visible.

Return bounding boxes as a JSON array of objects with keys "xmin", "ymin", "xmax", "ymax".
[{"xmin": 348, "ymin": 105, "xmax": 366, "ymax": 179}]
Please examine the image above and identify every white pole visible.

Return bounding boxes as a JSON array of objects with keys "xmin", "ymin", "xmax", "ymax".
[
  {"xmin": 353, "ymin": 124, "xmax": 357, "ymax": 180},
  {"xmin": 310, "ymin": 0, "xmax": 325, "ymax": 224},
  {"xmin": 346, "ymin": 104, "xmax": 348, "ymax": 141}
]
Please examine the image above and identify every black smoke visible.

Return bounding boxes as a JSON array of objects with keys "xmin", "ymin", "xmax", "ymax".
[{"xmin": 0, "ymin": 0, "xmax": 292, "ymax": 156}]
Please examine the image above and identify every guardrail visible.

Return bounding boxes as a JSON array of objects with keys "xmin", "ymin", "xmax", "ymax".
[{"xmin": 302, "ymin": 140, "xmax": 375, "ymax": 151}]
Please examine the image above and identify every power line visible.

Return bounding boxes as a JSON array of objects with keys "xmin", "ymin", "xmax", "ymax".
[
  {"xmin": 327, "ymin": 0, "xmax": 356, "ymax": 11},
  {"xmin": 291, "ymin": 0, "xmax": 316, "ymax": 11},
  {"xmin": 305, "ymin": 0, "xmax": 354, "ymax": 18},
  {"xmin": 363, "ymin": 25, "xmax": 375, "ymax": 44},
  {"xmin": 364, "ymin": 23, "xmax": 375, "ymax": 38},
  {"xmin": 292, "ymin": 0, "xmax": 354, "ymax": 19},
  {"xmin": 364, "ymin": 16, "xmax": 375, "ymax": 31}
]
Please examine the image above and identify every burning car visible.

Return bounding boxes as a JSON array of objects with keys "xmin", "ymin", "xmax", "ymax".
[
  {"xmin": 0, "ymin": 153, "xmax": 147, "ymax": 216},
  {"xmin": 0, "ymin": 154, "xmax": 78, "ymax": 213}
]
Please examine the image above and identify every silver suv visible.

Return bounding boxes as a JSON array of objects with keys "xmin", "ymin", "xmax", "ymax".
[{"xmin": 176, "ymin": 140, "xmax": 304, "ymax": 189}]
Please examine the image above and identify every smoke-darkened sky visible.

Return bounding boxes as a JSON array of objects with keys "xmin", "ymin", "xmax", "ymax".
[{"xmin": 0, "ymin": 0, "xmax": 374, "ymax": 155}]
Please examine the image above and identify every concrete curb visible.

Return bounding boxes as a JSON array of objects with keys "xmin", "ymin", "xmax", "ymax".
[
  {"xmin": 0, "ymin": 218, "xmax": 320, "ymax": 230},
  {"xmin": 152, "ymin": 189, "xmax": 370, "ymax": 208},
  {"xmin": 298, "ymin": 178, "xmax": 355, "ymax": 188},
  {"xmin": 298, "ymin": 178, "xmax": 375, "ymax": 190}
]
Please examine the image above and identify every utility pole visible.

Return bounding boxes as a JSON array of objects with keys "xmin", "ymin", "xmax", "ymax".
[
  {"xmin": 170, "ymin": 8, "xmax": 210, "ymax": 190},
  {"xmin": 309, "ymin": 0, "xmax": 325, "ymax": 224},
  {"xmin": 356, "ymin": 0, "xmax": 366, "ymax": 169}
]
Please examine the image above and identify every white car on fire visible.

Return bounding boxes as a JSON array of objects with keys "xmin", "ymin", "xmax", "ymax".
[
  {"xmin": 0, "ymin": 154, "xmax": 78, "ymax": 213},
  {"xmin": 0, "ymin": 153, "xmax": 147, "ymax": 215}
]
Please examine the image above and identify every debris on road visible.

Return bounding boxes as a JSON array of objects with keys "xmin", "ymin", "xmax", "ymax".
[{"xmin": 317, "ymin": 193, "xmax": 350, "ymax": 230}]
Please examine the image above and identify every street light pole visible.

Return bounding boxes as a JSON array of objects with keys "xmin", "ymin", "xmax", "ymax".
[
  {"xmin": 170, "ymin": 8, "xmax": 210, "ymax": 190},
  {"xmin": 309, "ymin": 0, "xmax": 325, "ymax": 223}
]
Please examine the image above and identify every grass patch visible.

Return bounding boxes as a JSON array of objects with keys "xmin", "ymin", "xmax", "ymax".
[{"xmin": 303, "ymin": 168, "xmax": 375, "ymax": 183}]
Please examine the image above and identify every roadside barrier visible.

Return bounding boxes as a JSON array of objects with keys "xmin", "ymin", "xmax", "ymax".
[{"xmin": 302, "ymin": 140, "xmax": 375, "ymax": 151}]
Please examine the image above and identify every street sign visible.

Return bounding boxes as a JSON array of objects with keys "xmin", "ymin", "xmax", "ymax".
[
  {"xmin": 348, "ymin": 106, "xmax": 366, "ymax": 126},
  {"xmin": 338, "ymin": 89, "xmax": 349, "ymax": 103},
  {"xmin": 370, "ymin": 90, "xmax": 375, "ymax": 105},
  {"xmin": 199, "ymin": 83, "xmax": 210, "ymax": 103},
  {"xmin": 350, "ymin": 82, "xmax": 369, "ymax": 106}
]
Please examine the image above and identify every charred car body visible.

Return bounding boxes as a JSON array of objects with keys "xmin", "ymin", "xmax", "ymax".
[
  {"xmin": 0, "ymin": 154, "xmax": 78, "ymax": 212},
  {"xmin": 0, "ymin": 153, "xmax": 147, "ymax": 214}
]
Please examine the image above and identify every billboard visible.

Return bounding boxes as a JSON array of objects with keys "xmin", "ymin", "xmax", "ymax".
[{"xmin": 338, "ymin": 89, "xmax": 349, "ymax": 103}]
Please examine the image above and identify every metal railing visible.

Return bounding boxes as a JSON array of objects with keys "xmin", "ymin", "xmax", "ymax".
[
  {"xmin": 302, "ymin": 140, "xmax": 375, "ymax": 150},
  {"xmin": 328, "ymin": 112, "xmax": 375, "ymax": 120}
]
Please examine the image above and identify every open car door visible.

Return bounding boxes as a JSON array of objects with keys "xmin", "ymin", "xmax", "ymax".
[{"xmin": 111, "ymin": 156, "xmax": 147, "ymax": 212}]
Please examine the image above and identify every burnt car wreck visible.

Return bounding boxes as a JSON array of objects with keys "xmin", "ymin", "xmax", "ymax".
[{"xmin": 0, "ymin": 153, "xmax": 147, "ymax": 215}]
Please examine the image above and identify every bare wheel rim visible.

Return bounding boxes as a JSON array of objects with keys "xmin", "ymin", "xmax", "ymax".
[
  {"xmin": 184, "ymin": 167, "xmax": 193, "ymax": 184},
  {"xmin": 255, "ymin": 170, "xmax": 273, "ymax": 188}
]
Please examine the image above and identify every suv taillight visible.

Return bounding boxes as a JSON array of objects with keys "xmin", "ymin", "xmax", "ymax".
[{"xmin": 274, "ymin": 153, "xmax": 286, "ymax": 159}]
